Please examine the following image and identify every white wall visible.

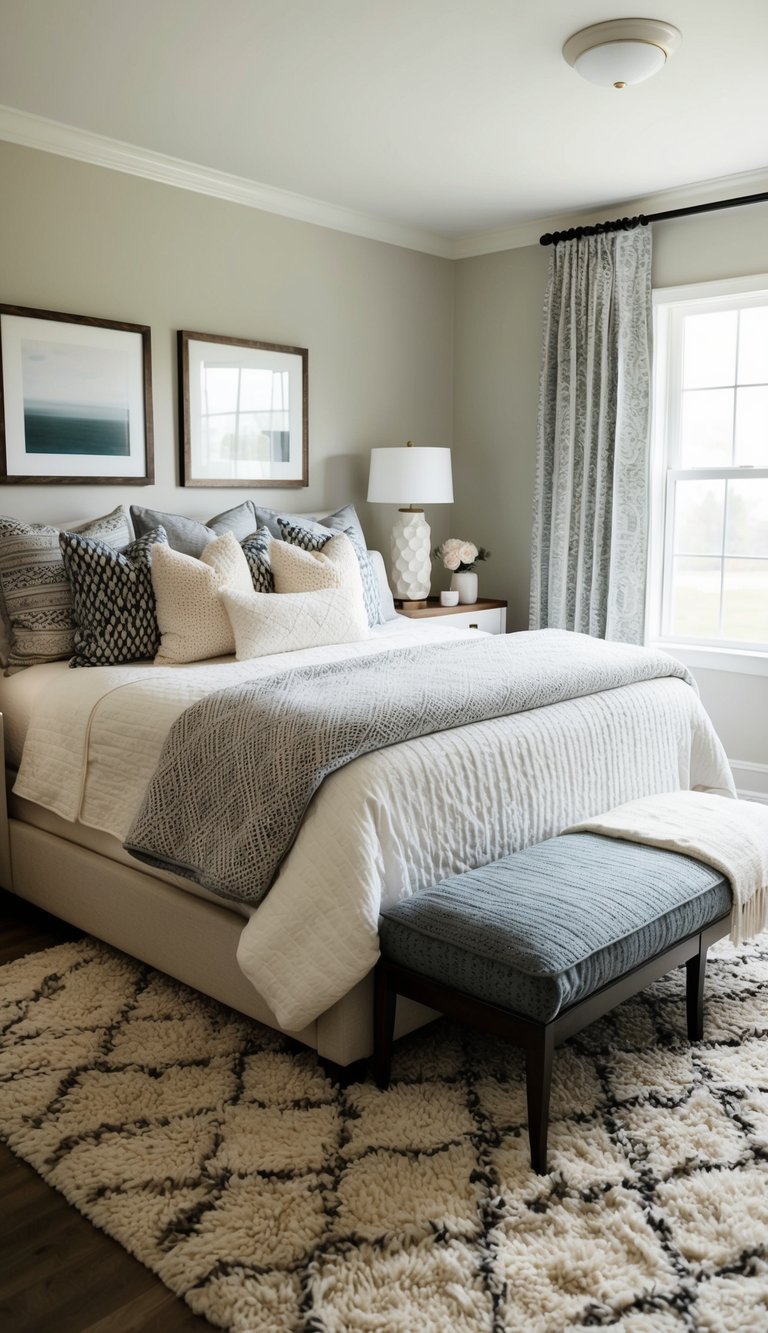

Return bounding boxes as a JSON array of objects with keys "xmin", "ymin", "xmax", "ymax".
[
  {"xmin": 453, "ymin": 204, "xmax": 768, "ymax": 786},
  {"xmin": 0, "ymin": 141, "xmax": 455, "ymax": 558}
]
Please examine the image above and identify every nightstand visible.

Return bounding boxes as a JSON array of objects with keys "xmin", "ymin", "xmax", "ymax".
[{"xmin": 396, "ymin": 598, "xmax": 507, "ymax": 634}]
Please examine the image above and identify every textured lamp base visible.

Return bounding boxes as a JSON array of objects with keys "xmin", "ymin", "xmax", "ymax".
[{"xmin": 390, "ymin": 510, "xmax": 431, "ymax": 602}]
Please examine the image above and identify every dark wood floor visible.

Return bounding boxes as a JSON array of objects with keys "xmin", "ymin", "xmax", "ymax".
[{"xmin": 0, "ymin": 890, "xmax": 212, "ymax": 1332}]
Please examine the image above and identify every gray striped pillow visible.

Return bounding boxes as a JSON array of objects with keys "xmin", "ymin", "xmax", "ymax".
[{"xmin": 0, "ymin": 506, "xmax": 132, "ymax": 671}]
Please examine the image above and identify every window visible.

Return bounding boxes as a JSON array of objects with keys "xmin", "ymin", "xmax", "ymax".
[{"xmin": 651, "ymin": 277, "xmax": 768, "ymax": 659}]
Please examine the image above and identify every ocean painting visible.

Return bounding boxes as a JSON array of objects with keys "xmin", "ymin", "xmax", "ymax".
[
  {"xmin": 21, "ymin": 337, "xmax": 134, "ymax": 458},
  {"xmin": 23, "ymin": 401, "xmax": 130, "ymax": 456}
]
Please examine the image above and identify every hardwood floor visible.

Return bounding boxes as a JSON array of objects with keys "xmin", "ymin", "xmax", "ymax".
[{"xmin": 0, "ymin": 890, "xmax": 212, "ymax": 1332}]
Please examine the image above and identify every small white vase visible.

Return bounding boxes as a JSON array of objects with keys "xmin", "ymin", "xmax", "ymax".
[{"xmin": 450, "ymin": 570, "xmax": 478, "ymax": 604}]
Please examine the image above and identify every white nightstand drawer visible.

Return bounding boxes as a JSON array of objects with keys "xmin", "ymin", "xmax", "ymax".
[
  {"xmin": 395, "ymin": 599, "xmax": 507, "ymax": 635},
  {"xmin": 443, "ymin": 607, "xmax": 506, "ymax": 634}
]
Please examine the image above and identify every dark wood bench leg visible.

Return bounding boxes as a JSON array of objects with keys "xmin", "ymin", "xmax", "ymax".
[
  {"xmin": 526, "ymin": 1025, "xmax": 555, "ymax": 1175},
  {"xmin": 686, "ymin": 932, "xmax": 708, "ymax": 1041},
  {"xmin": 374, "ymin": 960, "xmax": 397, "ymax": 1090}
]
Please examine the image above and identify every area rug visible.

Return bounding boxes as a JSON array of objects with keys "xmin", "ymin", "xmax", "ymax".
[{"xmin": 1, "ymin": 939, "xmax": 767, "ymax": 1332}]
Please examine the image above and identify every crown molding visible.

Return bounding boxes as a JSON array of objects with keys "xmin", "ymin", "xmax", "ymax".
[
  {"xmin": 454, "ymin": 164, "xmax": 768, "ymax": 258},
  {"xmin": 2, "ymin": 103, "xmax": 767, "ymax": 263},
  {"xmin": 0, "ymin": 104, "xmax": 454, "ymax": 259}
]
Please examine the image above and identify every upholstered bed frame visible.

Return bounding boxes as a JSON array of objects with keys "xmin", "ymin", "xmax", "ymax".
[{"xmin": 1, "ymin": 716, "xmax": 435, "ymax": 1071}]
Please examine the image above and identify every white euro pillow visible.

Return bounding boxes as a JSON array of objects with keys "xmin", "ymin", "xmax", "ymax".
[
  {"xmin": 151, "ymin": 531, "xmax": 253, "ymax": 664},
  {"xmin": 221, "ymin": 585, "xmax": 370, "ymax": 660}
]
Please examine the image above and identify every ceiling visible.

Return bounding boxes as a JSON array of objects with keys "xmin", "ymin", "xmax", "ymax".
[{"xmin": 2, "ymin": 0, "xmax": 768, "ymax": 252}]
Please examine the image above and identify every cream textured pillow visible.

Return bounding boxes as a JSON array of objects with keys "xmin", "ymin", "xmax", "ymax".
[
  {"xmin": 221, "ymin": 585, "xmax": 370, "ymax": 660},
  {"xmin": 152, "ymin": 531, "xmax": 253, "ymax": 664},
  {"xmin": 271, "ymin": 531, "xmax": 365, "ymax": 604}
]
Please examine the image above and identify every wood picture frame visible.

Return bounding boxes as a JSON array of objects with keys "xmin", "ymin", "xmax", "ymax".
[
  {"xmin": 0, "ymin": 304, "xmax": 154, "ymax": 485},
  {"xmin": 178, "ymin": 330, "xmax": 308, "ymax": 488}
]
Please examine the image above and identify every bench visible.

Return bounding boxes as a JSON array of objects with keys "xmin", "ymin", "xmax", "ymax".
[{"xmin": 374, "ymin": 832, "xmax": 732, "ymax": 1174}]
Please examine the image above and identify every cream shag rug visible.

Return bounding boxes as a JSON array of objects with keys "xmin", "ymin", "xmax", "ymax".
[{"xmin": 1, "ymin": 939, "xmax": 768, "ymax": 1332}]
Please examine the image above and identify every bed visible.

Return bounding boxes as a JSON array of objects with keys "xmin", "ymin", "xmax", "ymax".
[{"xmin": 0, "ymin": 506, "xmax": 736, "ymax": 1069}]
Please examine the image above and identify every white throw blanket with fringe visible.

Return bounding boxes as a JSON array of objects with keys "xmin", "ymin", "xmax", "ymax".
[{"xmin": 566, "ymin": 790, "xmax": 768, "ymax": 945}]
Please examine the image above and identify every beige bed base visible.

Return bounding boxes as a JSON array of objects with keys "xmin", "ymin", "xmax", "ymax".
[{"xmin": 0, "ymin": 717, "xmax": 436, "ymax": 1068}]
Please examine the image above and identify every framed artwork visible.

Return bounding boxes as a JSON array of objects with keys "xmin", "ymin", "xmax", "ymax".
[
  {"xmin": 0, "ymin": 304, "xmax": 154, "ymax": 484},
  {"xmin": 179, "ymin": 330, "xmax": 308, "ymax": 487}
]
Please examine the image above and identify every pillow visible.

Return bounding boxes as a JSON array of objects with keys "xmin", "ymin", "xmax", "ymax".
[
  {"xmin": 0, "ymin": 506, "xmax": 133, "ymax": 671},
  {"xmin": 59, "ymin": 527, "xmax": 168, "ymax": 667},
  {"xmin": 278, "ymin": 519, "xmax": 384, "ymax": 626},
  {"xmin": 221, "ymin": 585, "xmax": 370, "ymax": 660},
  {"xmin": 151, "ymin": 532, "xmax": 254, "ymax": 665},
  {"xmin": 253, "ymin": 502, "xmax": 367, "ymax": 548},
  {"xmin": 368, "ymin": 550, "xmax": 398, "ymax": 621},
  {"xmin": 240, "ymin": 526, "xmax": 275, "ymax": 593},
  {"xmin": 130, "ymin": 501, "xmax": 257, "ymax": 557},
  {"xmin": 271, "ymin": 532, "xmax": 365, "ymax": 603}
]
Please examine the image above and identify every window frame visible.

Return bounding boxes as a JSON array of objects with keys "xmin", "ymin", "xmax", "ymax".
[{"xmin": 648, "ymin": 274, "xmax": 768, "ymax": 676}]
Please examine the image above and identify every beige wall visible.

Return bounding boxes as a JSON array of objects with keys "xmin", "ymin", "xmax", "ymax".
[
  {"xmin": 0, "ymin": 141, "xmax": 455, "ymax": 557},
  {"xmin": 453, "ymin": 203, "xmax": 768, "ymax": 779}
]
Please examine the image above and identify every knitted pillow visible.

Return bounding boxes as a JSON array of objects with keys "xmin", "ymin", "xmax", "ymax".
[
  {"xmin": 0, "ymin": 506, "xmax": 133, "ymax": 671},
  {"xmin": 240, "ymin": 526, "xmax": 275, "ymax": 593},
  {"xmin": 270, "ymin": 532, "xmax": 365, "ymax": 604},
  {"xmin": 59, "ymin": 527, "xmax": 168, "ymax": 667},
  {"xmin": 151, "ymin": 532, "xmax": 254, "ymax": 664},
  {"xmin": 221, "ymin": 585, "xmax": 370, "ymax": 660},
  {"xmin": 277, "ymin": 520, "xmax": 384, "ymax": 626}
]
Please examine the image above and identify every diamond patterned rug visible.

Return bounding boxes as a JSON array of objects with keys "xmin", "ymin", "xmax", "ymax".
[{"xmin": 1, "ymin": 937, "xmax": 767, "ymax": 1332}]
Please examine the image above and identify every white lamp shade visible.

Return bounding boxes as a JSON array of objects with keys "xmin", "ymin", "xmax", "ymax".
[{"xmin": 367, "ymin": 446, "xmax": 453, "ymax": 505}]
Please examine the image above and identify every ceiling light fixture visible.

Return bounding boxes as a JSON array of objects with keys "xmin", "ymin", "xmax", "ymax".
[{"xmin": 563, "ymin": 17, "xmax": 682, "ymax": 89}]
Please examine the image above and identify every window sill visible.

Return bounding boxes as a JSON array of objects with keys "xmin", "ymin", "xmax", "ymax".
[{"xmin": 650, "ymin": 642, "xmax": 768, "ymax": 678}]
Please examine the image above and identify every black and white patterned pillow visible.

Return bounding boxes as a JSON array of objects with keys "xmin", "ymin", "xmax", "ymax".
[
  {"xmin": 241, "ymin": 526, "xmax": 274, "ymax": 593},
  {"xmin": 277, "ymin": 520, "xmax": 384, "ymax": 626},
  {"xmin": 59, "ymin": 527, "xmax": 168, "ymax": 667}
]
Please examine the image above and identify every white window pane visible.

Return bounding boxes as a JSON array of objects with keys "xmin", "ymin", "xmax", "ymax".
[
  {"xmin": 682, "ymin": 311, "xmax": 737, "ymax": 388},
  {"xmin": 201, "ymin": 413, "xmax": 237, "ymax": 461},
  {"xmin": 725, "ymin": 478, "xmax": 768, "ymax": 557},
  {"xmin": 239, "ymin": 368, "xmax": 288, "ymax": 412},
  {"xmin": 201, "ymin": 366, "xmax": 240, "ymax": 415},
  {"xmin": 669, "ymin": 557, "xmax": 721, "ymax": 638},
  {"xmin": 722, "ymin": 559, "xmax": 768, "ymax": 643},
  {"xmin": 673, "ymin": 479, "xmax": 725, "ymax": 556},
  {"xmin": 737, "ymin": 306, "xmax": 768, "ymax": 385},
  {"xmin": 734, "ymin": 385, "xmax": 768, "ymax": 466},
  {"xmin": 680, "ymin": 388, "xmax": 734, "ymax": 466}
]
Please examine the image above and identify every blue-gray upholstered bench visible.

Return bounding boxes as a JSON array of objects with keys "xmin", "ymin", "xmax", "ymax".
[{"xmin": 374, "ymin": 832, "xmax": 732, "ymax": 1174}]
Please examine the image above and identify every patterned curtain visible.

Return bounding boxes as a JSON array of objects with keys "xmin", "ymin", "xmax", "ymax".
[{"xmin": 529, "ymin": 227, "xmax": 652, "ymax": 643}]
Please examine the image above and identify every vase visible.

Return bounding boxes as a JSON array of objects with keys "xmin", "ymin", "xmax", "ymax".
[{"xmin": 450, "ymin": 570, "xmax": 478, "ymax": 604}]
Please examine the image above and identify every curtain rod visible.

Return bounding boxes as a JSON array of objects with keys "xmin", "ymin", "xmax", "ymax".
[{"xmin": 539, "ymin": 188, "xmax": 768, "ymax": 247}]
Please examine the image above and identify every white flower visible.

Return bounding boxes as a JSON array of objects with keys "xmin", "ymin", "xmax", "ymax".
[
  {"xmin": 443, "ymin": 549, "xmax": 461, "ymax": 570},
  {"xmin": 459, "ymin": 542, "xmax": 477, "ymax": 565},
  {"xmin": 441, "ymin": 538, "xmax": 463, "ymax": 555}
]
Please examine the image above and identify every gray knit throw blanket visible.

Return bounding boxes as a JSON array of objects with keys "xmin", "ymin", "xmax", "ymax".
[{"xmin": 124, "ymin": 630, "xmax": 693, "ymax": 907}]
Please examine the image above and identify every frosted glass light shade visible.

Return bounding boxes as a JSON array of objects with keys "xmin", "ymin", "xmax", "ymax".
[
  {"xmin": 575, "ymin": 40, "xmax": 666, "ymax": 86},
  {"xmin": 563, "ymin": 19, "xmax": 681, "ymax": 89},
  {"xmin": 367, "ymin": 446, "xmax": 453, "ymax": 505}
]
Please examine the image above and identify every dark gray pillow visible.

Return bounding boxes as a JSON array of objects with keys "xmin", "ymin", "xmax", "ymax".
[
  {"xmin": 60, "ymin": 527, "xmax": 168, "ymax": 667},
  {"xmin": 130, "ymin": 501, "xmax": 257, "ymax": 558},
  {"xmin": 252, "ymin": 503, "xmax": 367, "ymax": 548},
  {"xmin": 240, "ymin": 526, "xmax": 274, "ymax": 593}
]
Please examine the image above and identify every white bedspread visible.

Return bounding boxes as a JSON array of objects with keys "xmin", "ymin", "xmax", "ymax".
[{"xmin": 13, "ymin": 626, "xmax": 735, "ymax": 1030}]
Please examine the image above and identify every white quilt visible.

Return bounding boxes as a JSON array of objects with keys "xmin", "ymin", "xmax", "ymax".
[{"xmin": 13, "ymin": 625, "xmax": 735, "ymax": 1030}]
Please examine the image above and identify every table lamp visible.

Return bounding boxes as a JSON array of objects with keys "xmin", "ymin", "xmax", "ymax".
[{"xmin": 367, "ymin": 442, "xmax": 453, "ymax": 606}]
